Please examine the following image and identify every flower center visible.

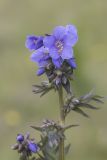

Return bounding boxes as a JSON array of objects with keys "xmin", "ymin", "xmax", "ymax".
[
  {"xmin": 55, "ymin": 40, "xmax": 64, "ymax": 54},
  {"xmin": 34, "ymin": 39, "xmax": 37, "ymax": 44}
]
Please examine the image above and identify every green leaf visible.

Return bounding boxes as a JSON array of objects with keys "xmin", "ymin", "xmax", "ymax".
[
  {"xmin": 73, "ymin": 108, "xmax": 89, "ymax": 118},
  {"xmin": 40, "ymin": 87, "xmax": 54, "ymax": 97},
  {"xmin": 92, "ymin": 97, "xmax": 104, "ymax": 104},
  {"xmin": 19, "ymin": 153, "xmax": 28, "ymax": 160},
  {"xmin": 63, "ymin": 124, "xmax": 79, "ymax": 132},
  {"xmin": 94, "ymin": 95, "xmax": 104, "ymax": 99},
  {"xmin": 32, "ymin": 82, "xmax": 54, "ymax": 97},
  {"xmin": 42, "ymin": 146, "xmax": 58, "ymax": 160},
  {"xmin": 78, "ymin": 103, "xmax": 99, "ymax": 110},
  {"xmin": 80, "ymin": 89, "xmax": 94, "ymax": 102},
  {"xmin": 31, "ymin": 126, "xmax": 42, "ymax": 132}
]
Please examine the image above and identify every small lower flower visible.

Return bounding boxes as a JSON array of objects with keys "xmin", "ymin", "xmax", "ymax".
[
  {"xmin": 12, "ymin": 133, "xmax": 39, "ymax": 158},
  {"xmin": 16, "ymin": 134, "xmax": 24, "ymax": 142},
  {"xmin": 28, "ymin": 142, "xmax": 39, "ymax": 153}
]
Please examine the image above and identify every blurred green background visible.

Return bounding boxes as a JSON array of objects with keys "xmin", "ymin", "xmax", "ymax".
[{"xmin": 0, "ymin": 0, "xmax": 107, "ymax": 160}]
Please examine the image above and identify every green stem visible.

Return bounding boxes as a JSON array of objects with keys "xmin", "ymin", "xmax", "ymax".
[{"xmin": 58, "ymin": 86, "xmax": 65, "ymax": 160}]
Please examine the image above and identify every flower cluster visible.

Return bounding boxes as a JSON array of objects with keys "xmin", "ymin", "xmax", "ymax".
[
  {"xmin": 25, "ymin": 24, "xmax": 78, "ymax": 76},
  {"xmin": 12, "ymin": 133, "xmax": 39, "ymax": 159}
]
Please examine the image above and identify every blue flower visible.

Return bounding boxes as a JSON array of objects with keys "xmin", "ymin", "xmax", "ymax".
[
  {"xmin": 28, "ymin": 142, "xmax": 39, "ymax": 153},
  {"xmin": 44, "ymin": 25, "xmax": 78, "ymax": 60},
  {"xmin": 25, "ymin": 24, "xmax": 78, "ymax": 71},
  {"xmin": 30, "ymin": 47, "xmax": 50, "ymax": 75},
  {"xmin": 43, "ymin": 25, "xmax": 78, "ymax": 68},
  {"xmin": 16, "ymin": 134, "xmax": 24, "ymax": 142},
  {"xmin": 25, "ymin": 35, "xmax": 43, "ymax": 51}
]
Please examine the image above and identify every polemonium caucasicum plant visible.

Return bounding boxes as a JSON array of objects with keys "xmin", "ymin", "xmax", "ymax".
[{"xmin": 12, "ymin": 24, "xmax": 104, "ymax": 160}]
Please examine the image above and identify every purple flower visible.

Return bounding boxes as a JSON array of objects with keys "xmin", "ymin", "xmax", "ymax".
[
  {"xmin": 28, "ymin": 142, "xmax": 39, "ymax": 153},
  {"xmin": 25, "ymin": 24, "xmax": 78, "ymax": 71},
  {"xmin": 43, "ymin": 25, "xmax": 78, "ymax": 61},
  {"xmin": 25, "ymin": 35, "xmax": 43, "ymax": 51},
  {"xmin": 16, "ymin": 134, "xmax": 24, "ymax": 142},
  {"xmin": 30, "ymin": 47, "xmax": 50, "ymax": 75}
]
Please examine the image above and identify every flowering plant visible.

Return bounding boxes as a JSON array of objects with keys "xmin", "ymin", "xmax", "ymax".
[{"xmin": 12, "ymin": 24, "xmax": 104, "ymax": 160}]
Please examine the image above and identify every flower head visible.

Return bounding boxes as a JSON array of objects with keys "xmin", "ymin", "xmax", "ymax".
[
  {"xmin": 25, "ymin": 24, "xmax": 78, "ymax": 77},
  {"xmin": 43, "ymin": 25, "xmax": 78, "ymax": 62},
  {"xmin": 25, "ymin": 35, "xmax": 43, "ymax": 51}
]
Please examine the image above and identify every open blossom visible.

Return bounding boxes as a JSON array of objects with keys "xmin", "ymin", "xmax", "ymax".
[
  {"xmin": 43, "ymin": 25, "xmax": 78, "ymax": 59},
  {"xmin": 43, "ymin": 25, "xmax": 78, "ymax": 68},
  {"xmin": 25, "ymin": 35, "xmax": 43, "ymax": 51}
]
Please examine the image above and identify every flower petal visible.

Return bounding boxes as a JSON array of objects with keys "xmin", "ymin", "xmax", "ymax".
[
  {"xmin": 49, "ymin": 47, "xmax": 60, "ymax": 59},
  {"xmin": 30, "ymin": 49, "xmax": 43, "ymax": 62},
  {"xmin": 25, "ymin": 35, "xmax": 43, "ymax": 51},
  {"xmin": 52, "ymin": 58, "xmax": 63, "ymax": 68},
  {"xmin": 61, "ymin": 47, "xmax": 74, "ymax": 59},
  {"xmin": 30, "ymin": 47, "xmax": 49, "ymax": 63},
  {"xmin": 35, "ymin": 36, "xmax": 44, "ymax": 49},
  {"xmin": 43, "ymin": 36, "xmax": 55, "ymax": 48},
  {"xmin": 67, "ymin": 58, "xmax": 77, "ymax": 69},
  {"xmin": 36, "ymin": 68, "xmax": 45, "ymax": 76},
  {"xmin": 53, "ymin": 26, "xmax": 66, "ymax": 40},
  {"xmin": 38, "ymin": 59, "xmax": 48, "ymax": 67},
  {"xmin": 66, "ymin": 24, "xmax": 78, "ymax": 46}
]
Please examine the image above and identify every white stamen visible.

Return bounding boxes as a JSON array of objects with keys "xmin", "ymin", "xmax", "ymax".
[{"xmin": 55, "ymin": 40, "xmax": 63, "ymax": 54}]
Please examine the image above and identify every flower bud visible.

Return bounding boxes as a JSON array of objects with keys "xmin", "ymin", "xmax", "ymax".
[
  {"xmin": 16, "ymin": 134, "xmax": 24, "ymax": 142},
  {"xmin": 28, "ymin": 142, "xmax": 39, "ymax": 153}
]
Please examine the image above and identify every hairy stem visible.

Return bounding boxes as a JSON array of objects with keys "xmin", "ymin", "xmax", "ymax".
[{"xmin": 58, "ymin": 86, "xmax": 65, "ymax": 160}]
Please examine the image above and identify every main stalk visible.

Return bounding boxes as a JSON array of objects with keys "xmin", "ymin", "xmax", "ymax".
[{"xmin": 58, "ymin": 86, "xmax": 65, "ymax": 160}]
